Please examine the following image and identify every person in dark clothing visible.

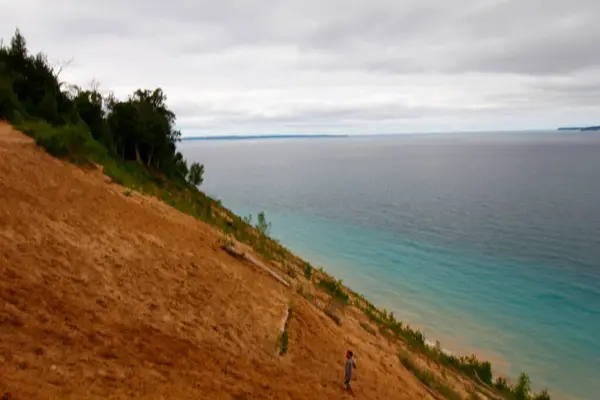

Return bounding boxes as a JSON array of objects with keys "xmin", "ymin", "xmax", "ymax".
[{"xmin": 344, "ymin": 350, "xmax": 357, "ymax": 390}]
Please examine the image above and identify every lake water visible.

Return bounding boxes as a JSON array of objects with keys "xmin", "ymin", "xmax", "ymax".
[{"xmin": 180, "ymin": 131, "xmax": 600, "ymax": 399}]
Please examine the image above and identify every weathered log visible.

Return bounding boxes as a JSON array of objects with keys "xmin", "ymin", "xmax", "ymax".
[{"xmin": 222, "ymin": 245, "xmax": 290, "ymax": 288}]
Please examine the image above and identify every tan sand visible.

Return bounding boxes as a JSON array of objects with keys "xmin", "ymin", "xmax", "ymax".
[{"xmin": 0, "ymin": 122, "xmax": 473, "ymax": 399}]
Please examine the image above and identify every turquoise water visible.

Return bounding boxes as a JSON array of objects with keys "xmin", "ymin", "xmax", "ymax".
[{"xmin": 181, "ymin": 132, "xmax": 600, "ymax": 399}]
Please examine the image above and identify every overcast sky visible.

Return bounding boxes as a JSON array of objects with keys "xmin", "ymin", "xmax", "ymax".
[{"xmin": 1, "ymin": 0, "xmax": 600, "ymax": 135}]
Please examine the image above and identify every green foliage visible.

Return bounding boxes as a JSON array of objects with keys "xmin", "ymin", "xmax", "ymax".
[
  {"xmin": 435, "ymin": 353, "xmax": 493, "ymax": 386},
  {"xmin": 73, "ymin": 89, "xmax": 113, "ymax": 150},
  {"xmin": 123, "ymin": 189, "xmax": 132, "ymax": 197},
  {"xmin": 398, "ymin": 350, "xmax": 462, "ymax": 400},
  {"xmin": 533, "ymin": 389, "xmax": 551, "ymax": 400},
  {"xmin": 188, "ymin": 162, "xmax": 204, "ymax": 186},
  {"xmin": 494, "ymin": 377, "xmax": 510, "ymax": 392},
  {"xmin": 17, "ymin": 121, "xmax": 104, "ymax": 164},
  {"xmin": 280, "ymin": 330, "xmax": 289, "ymax": 354},
  {"xmin": 317, "ymin": 276, "xmax": 349, "ymax": 303},
  {"xmin": 1, "ymin": 29, "xmax": 189, "ymax": 179},
  {"xmin": 0, "ymin": 75, "xmax": 24, "ymax": 121},
  {"xmin": 303, "ymin": 262, "xmax": 313, "ymax": 280},
  {"xmin": 514, "ymin": 373, "xmax": 532, "ymax": 400},
  {"xmin": 256, "ymin": 211, "xmax": 271, "ymax": 235}
]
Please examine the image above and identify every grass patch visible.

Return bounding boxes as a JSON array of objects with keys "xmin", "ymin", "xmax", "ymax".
[
  {"xmin": 316, "ymin": 276, "xmax": 349, "ymax": 303},
  {"xmin": 303, "ymin": 262, "xmax": 312, "ymax": 280},
  {"xmin": 360, "ymin": 322, "xmax": 376, "ymax": 336},
  {"xmin": 123, "ymin": 188, "xmax": 132, "ymax": 197},
  {"xmin": 398, "ymin": 350, "xmax": 462, "ymax": 400},
  {"xmin": 280, "ymin": 331, "xmax": 289, "ymax": 355},
  {"xmin": 18, "ymin": 121, "xmax": 105, "ymax": 165},
  {"xmin": 362, "ymin": 306, "xmax": 425, "ymax": 349}
]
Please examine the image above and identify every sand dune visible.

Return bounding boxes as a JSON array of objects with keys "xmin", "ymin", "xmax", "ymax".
[{"xmin": 0, "ymin": 123, "xmax": 440, "ymax": 399}]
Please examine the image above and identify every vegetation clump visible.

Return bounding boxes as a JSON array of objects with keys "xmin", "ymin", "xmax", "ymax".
[
  {"xmin": 303, "ymin": 262, "xmax": 313, "ymax": 280},
  {"xmin": 316, "ymin": 276, "xmax": 349, "ymax": 303},
  {"xmin": 1, "ymin": 29, "xmax": 198, "ymax": 182},
  {"xmin": 188, "ymin": 162, "xmax": 204, "ymax": 186},
  {"xmin": 280, "ymin": 331, "xmax": 289, "ymax": 354},
  {"xmin": 398, "ymin": 350, "xmax": 462, "ymax": 400}
]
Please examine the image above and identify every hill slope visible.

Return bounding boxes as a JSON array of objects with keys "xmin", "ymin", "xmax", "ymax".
[{"xmin": 0, "ymin": 123, "xmax": 439, "ymax": 399}]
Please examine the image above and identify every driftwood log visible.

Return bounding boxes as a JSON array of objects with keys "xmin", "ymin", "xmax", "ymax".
[{"xmin": 222, "ymin": 245, "xmax": 291, "ymax": 288}]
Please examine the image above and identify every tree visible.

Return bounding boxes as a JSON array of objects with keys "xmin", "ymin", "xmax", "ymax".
[
  {"xmin": 514, "ymin": 373, "xmax": 532, "ymax": 400},
  {"xmin": 73, "ymin": 89, "xmax": 113, "ymax": 151},
  {"xmin": 478, "ymin": 360, "xmax": 493, "ymax": 385},
  {"xmin": 188, "ymin": 162, "xmax": 204, "ymax": 186},
  {"xmin": 256, "ymin": 211, "xmax": 271, "ymax": 235},
  {"xmin": 106, "ymin": 87, "xmax": 184, "ymax": 176},
  {"xmin": 172, "ymin": 152, "xmax": 189, "ymax": 180},
  {"xmin": 494, "ymin": 377, "xmax": 509, "ymax": 392},
  {"xmin": 533, "ymin": 389, "xmax": 551, "ymax": 400}
]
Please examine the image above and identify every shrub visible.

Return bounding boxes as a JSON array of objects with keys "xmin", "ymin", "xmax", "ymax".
[
  {"xmin": 303, "ymin": 263, "xmax": 313, "ymax": 280},
  {"xmin": 494, "ymin": 376, "xmax": 510, "ymax": 392},
  {"xmin": 399, "ymin": 351, "xmax": 434, "ymax": 386},
  {"xmin": 317, "ymin": 276, "xmax": 349, "ymax": 303},
  {"xmin": 188, "ymin": 162, "xmax": 204, "ymax": 186},
  {"xmin": 0, "ymin": 76, "xmax": 23, "ymax": 121},
  {"xmin": 18, "ymin": 121, "xmax": 102, "ymax": 164},
  {"xmin": 256, "ymin": 211, "xmax": 271, "ymax": 235},
  {"xmin": 398, "ymin": 350, "xmax": 462, "ymax": 400},
  {"xmin": 514, "ymin": 373, "xmax": 531, "ymax": 400},
  {"xmin": 123, "ymin": 189, "xmax": 132, "ymax": 197},
  {"xmin": 280, "ymin": 331, "xmax": 289, "ymax": 354},
  {"xmin": 533, "ymin": 389, "xmax": 551, "ymax": 400}
]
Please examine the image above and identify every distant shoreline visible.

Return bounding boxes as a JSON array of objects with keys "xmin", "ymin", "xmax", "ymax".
[
  {"xmin": 557, "ymin": 126, "xmax": 600, "ymax": 131},
  {"xmin": 182, "ymin": 134, "xmax": 349, "ymax": 141}
]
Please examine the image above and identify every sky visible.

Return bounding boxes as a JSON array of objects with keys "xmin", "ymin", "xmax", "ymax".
[{"xmin": 1, "ymin": 0, "xmax": 600, "ymax": 136}]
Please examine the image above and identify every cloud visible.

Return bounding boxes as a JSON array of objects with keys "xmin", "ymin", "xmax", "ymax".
[{"xmin": 1, "ymin": 0, "xmax": 599, "ymax": 134}]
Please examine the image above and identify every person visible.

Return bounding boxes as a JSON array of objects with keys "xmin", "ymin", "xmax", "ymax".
[{"xmin": 344, "ymin": 350, "xmax": 357, "ymax": 391}]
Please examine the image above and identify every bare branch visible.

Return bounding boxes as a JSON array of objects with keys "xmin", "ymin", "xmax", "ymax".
[
  {"xmin": 89, "ymin": 79, "xmax": 101, "ymax": 92},
  {"xmin": 53, "ymin": 57, "xmax": 74, "ymax": 79}
]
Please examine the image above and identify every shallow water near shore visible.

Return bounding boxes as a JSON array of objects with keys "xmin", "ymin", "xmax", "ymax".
[{"xmin": 181, "ymin": 131, "xmax": 600, "ymax": 399}]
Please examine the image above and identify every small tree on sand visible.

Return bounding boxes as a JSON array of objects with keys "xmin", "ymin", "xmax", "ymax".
[
  {"xmin": 188, "ymin": 162, "xmax": 204, "ymax": 186},
  {"xmin": 256, "ymin": 211, "xmax": 271, "ymax": 235}
]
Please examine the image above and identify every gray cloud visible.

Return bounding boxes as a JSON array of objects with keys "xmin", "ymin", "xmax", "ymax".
[{"xmin": 1, "ymin": 0, "xmax": 599, "ymax": 134}]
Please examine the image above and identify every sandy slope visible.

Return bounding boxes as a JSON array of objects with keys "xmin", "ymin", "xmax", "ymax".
[{"xmin": 0, "ymin": 123, "xmax": 435, "ymax": 399}]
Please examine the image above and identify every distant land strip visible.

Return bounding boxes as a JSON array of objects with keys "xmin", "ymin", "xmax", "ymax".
[
  {"xmin": 182, "ymin": 134, "xmax": 349, "ymax": 141},
  {"xmin": 557, "ymin": 126, "xmax": 600, "ymax": 131}
]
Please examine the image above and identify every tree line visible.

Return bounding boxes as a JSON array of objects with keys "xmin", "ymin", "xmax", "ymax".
[{"xmin": 0, "ymin": 29, "xmax": 203, "ymax": 185}]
